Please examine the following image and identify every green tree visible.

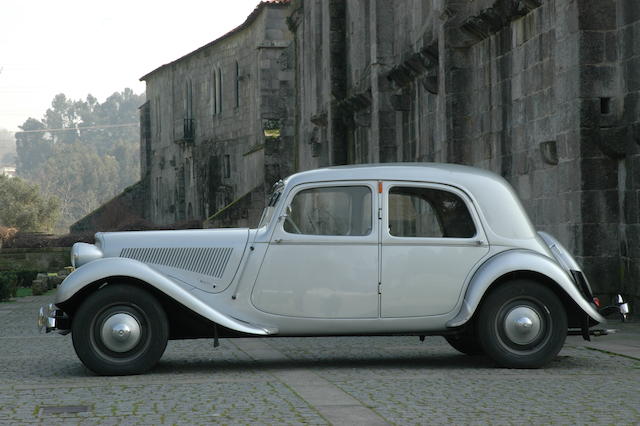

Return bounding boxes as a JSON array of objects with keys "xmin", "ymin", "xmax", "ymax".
[
  {"xmin": 15, "ymin": 118, "xmax": 52, "ymax": 177},
  {"xmin": 14, "ymin": 89, "xmax": 144, "ymax": 231},
  {"xmin": 0, "ymin": 175, "xmax": 59, "ymax": 232}
]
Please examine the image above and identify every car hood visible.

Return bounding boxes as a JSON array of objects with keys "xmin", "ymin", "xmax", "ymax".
[{"xmin": 94, "ymin": 228, "xmax": 251, "ymax": 293}]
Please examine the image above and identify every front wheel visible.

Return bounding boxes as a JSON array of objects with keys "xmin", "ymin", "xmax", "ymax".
[
  {"xmin": 477, "ymin": 280, "xmax": 567, "ymax": 368},
  {"xmin": 71, "ymin": 284, "xmax": 169, "ymax": 376}
]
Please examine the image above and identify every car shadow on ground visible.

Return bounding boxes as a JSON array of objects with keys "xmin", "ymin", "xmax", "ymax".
[
  {"xmin": 14, "ymin": 352, "xmax": 585, "ymax": 380},
  {"xmin": 154, "ymin": 354, "xmax": 494, "ymax": 373},
  {"xmin": 148, "ymin": 354, "xmax": 584, "ymax": 376}
]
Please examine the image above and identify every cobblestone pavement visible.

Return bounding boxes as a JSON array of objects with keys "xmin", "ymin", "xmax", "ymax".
[{"xmin": 1, "ymin": 294, "xmax": 639, "ymax": 425}]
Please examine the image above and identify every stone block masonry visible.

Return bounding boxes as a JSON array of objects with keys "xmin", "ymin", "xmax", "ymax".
[{"xmin": 286, "ymin": 0, "xmax": 640, "ymax": 306}]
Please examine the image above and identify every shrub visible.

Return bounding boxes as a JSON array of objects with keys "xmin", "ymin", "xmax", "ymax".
[
  {"xmin": 15, "ymin": 270, "xmax": 38, "ymax": 288},
  {"xmin": 0, "ymin": 272, "xmax": 17, "ymax": 301}
]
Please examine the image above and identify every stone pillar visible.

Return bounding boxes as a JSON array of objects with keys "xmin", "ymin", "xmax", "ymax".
[
  {"xmin": 614, "ymin": 0, "xmax": 640, "ymax": 305},
  {"xmin": 370, "ymin": 0, "xmax": 397, "ymax": 163},
  {"xmin": 328, "ymin": 0, "xmax": 348, "ymax": 165},
  {"xmin": 576, "ymin": 0, "xmax": 623, "ymax": 297}
]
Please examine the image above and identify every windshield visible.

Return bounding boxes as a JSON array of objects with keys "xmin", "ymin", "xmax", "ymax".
[{"xmin": 257, "ymin": 180, "xmax": 285, "ymax": 228}]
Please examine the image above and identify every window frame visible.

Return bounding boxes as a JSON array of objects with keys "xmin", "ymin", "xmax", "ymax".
[
  {"xmin": 274, "ymin": 181, "xmax": 378, "ymax": 242},
  {"xmin": 383, "ymin": 181, "xmax": 485, "ymax": 245}
]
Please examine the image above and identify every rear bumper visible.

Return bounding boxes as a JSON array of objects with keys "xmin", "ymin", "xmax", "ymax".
[{"xmin": 597, "ymin": 294, "xmax": 630, "ymax": 322}]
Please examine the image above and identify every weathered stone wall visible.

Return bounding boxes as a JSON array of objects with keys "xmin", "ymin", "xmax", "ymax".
[
  {"xmin": 142, "ymin": 2, "xmax": 293, "ymax": 228},
  {"xmin": 290, "ymin": 0, "xmax": 640, "ymax": 303},
  {"xmin": 616, "ymin": 0, "xmax": 640, "ymax": 303}
]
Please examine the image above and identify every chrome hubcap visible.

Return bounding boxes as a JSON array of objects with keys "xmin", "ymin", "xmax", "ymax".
[
  {"xmin": 100, "ymin": 313, "xmax": 141, "ymax": 352},
  {"xmin": 504, "ymin": 306, "xmax": 542, "ymax": 345}
]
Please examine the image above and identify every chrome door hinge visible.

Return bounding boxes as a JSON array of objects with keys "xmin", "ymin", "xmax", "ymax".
[{"xmin": 377, "ymin": 282, "xmax": 382, "ymax": 294}]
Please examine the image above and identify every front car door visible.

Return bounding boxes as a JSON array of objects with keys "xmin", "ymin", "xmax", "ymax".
[
  {"xmin": 381, "ymin": 182, "xmax": 489, "ymax": 317},
  {"xmin": 251, "ymin": 181, "xmax": 379, "ymax": 318}
]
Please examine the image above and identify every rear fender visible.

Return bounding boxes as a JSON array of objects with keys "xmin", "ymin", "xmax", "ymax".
[
  {"xmin": 447, "ymin": 249, "xmax": 605, "ymax": 328},
  {"xmin": 56, "ymin": 257, "xmax": 277, "ymax": 335}
]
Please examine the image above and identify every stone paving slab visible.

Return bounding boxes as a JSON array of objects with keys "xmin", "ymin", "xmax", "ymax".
[{"xmin": 0, "ymin": 294, "xmax": 639, "ymax": 424}]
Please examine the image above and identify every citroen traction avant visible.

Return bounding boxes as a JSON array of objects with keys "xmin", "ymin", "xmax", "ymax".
[{"xmin": 38, "ymin": 163, "xmax": 630, "ymax": 375}]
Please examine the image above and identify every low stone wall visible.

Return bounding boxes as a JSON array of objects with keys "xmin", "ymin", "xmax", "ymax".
[{"xmin": 0, "ymin": 247, "xmax": 70, "ymax": 272}]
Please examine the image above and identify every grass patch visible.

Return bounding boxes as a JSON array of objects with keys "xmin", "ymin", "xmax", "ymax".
[
  {"xmin": 15, "ymin": 287, "xmax": 32, "ymax": 297},
  {"xmin": 0, "ymin": 287, "xmax": 54, "ymax": 303}
]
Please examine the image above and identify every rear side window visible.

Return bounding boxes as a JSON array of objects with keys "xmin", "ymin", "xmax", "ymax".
[
  {"xmin": 388, "ymin": 186, "xmax": 476, "ymax": 238},
  {"xmin": 284, "ymin": 186, "xmax": 372, "ymax": 236}
]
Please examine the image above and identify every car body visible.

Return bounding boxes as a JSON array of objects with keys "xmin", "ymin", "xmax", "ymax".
[{"xmin": 39, "ymin": 163, "xmax": 630, "ymax": 375}]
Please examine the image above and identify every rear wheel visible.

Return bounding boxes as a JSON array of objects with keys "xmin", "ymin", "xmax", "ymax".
[
  {"xmin": 71, "ymin": 284, "xmax": 169, "ymax": 376},
  {"xmin": 477, "ymin": 280, "xmax": 567, "ymax": 368}
]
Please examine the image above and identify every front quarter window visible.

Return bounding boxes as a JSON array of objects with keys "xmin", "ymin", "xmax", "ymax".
[{"xmin": 284, "ymin": 186, "xmax": 372, "ymax": 236}]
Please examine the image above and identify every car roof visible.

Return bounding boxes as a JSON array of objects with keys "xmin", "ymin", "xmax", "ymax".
[
  {"xmin": 286, "ymin": 162, "xmax": 500, "ymax": 186},
  {"xmin": 284, "ymin": 162, "xmax": 537, "ymax": 241}
]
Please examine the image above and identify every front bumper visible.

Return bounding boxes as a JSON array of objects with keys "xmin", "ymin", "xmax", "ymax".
[{"xmin": 37, "ymin": 304, "xmax": 70, "ymax": 335}]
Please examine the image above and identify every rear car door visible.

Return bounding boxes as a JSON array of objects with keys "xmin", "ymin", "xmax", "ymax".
[{"xmin": 380, "ymin": 182, "xmax": 489, "ymax": 317}]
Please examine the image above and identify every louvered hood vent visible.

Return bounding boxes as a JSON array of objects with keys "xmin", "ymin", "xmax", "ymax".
[{"xmin": 120, "ymin": 247, "xmax": 233, "ymax": 279}]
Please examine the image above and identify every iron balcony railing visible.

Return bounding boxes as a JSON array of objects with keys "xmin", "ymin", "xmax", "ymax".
[{"xmin": 183, "ymin": 118, "xmax": 195, "ymax": 142}]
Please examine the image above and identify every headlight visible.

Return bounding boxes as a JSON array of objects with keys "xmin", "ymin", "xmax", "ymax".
[{"xmin": 71, "ymin": 242, "xmax": 103, "ymax": 268}]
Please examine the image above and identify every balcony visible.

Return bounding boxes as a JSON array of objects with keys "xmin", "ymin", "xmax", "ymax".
[{"xmin": 175, "ymin": 118, "xmax": 195, "ymax": 143}]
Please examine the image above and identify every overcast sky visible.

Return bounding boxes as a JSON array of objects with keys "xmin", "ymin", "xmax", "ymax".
[{"xmin": 0, "ymin": 0, "xmax": 263, "ymax": 131}]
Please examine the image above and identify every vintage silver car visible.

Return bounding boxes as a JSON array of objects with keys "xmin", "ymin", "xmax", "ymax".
[{"xmin": 39, "ymin": 163, "xmax": 629, "ymax": 375}]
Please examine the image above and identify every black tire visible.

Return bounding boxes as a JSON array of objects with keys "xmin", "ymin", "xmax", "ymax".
[
  {"xmin": 71, "ymin": 284, "xmax": 169, "ymax": 376},
  {"xmin": 445, "ymin": 333, "xmax": 484, "ymax": 356},
  {"xmin": 476, "ymin": 279, "xmax": 567, "ymax": 368}
]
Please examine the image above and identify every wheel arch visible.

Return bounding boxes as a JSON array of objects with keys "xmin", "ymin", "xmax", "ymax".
[
  {"xmin": 447, "ymin": 249, "xmax": 605, "ymax": 329},
  {"xmin": 58, "ymin": 276, "xmax": 250, "ymax": 340},
  {"xmin": 55, "ymin": 257, "xmax": 278, "ymax": 336}
]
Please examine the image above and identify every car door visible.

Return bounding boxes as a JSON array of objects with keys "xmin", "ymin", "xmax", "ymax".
[
  {"xmin": 381, "ymin": 181, "xmax": 489, "ymax": 317},
  {"xmin": 251, "ymin": 182, "xmax": 379, "ymax": 318}
]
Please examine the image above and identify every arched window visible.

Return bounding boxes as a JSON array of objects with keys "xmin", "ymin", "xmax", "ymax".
[
  {"xmin": 211, "ymin": 69, "xmax": 217, "ymax": 115},
  {"xmin": 217, "ymin": 68, "xmax": 223, "ymax": 114},
  {"xmin": 235, "ymin": 61, "xmax": 240, "ymax": 108},
  {"xmin": 184, "ymin": 78, "xmax": 193, "ymax": 119},
  {"xmin": 154, "ymin": 96, "xmax": 161, "ymax": 138}
]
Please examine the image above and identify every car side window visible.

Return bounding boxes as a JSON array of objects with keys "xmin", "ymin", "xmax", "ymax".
[
  {"xmin": 388, "ymin": 186, "xmax": 476, "ymax": 238},
  {"xmin": 284, "ymin": 186, "xmax": 372, "ymax": 236}
]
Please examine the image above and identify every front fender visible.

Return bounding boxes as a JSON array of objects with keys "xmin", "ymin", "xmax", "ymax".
[
  {"xmin": 56, "ymin": 257, "xmax": 277, "ymax": 335},
  {"xmin": 447, "ymin": 249, "xmax": 606, "ymax": 328}
]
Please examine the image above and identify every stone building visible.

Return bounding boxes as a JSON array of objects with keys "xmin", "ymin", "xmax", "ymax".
[
  {"xmin": 72, "ymin": 0, "xmax": 638, "ymax": 304},
  {"xmin": 139, "ymin": 0, "xmax": 294, "ymax": 228},
  {"xmin": 286, "ymin": 0, "xmax": 640, "ymax": 304}
]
